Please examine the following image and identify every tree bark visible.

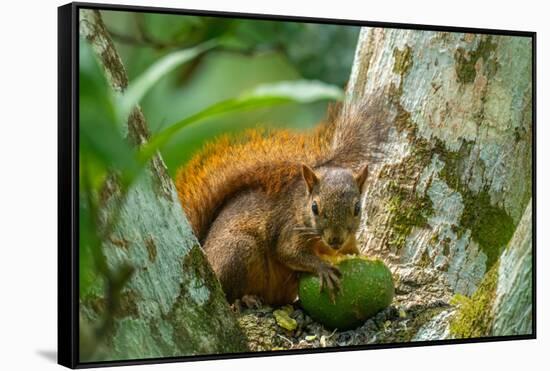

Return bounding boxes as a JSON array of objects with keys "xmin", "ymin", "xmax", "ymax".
[
  {"xmin": 492, "ymin": 199, "xmax": 532, "ymax": 336},
  {"xmin": 346, "ymin": 28, "xmax": 532, "ymax": 338},
  {"xmin": 78, "ymin": 10, "xmax": 247, "ymax": 361}
]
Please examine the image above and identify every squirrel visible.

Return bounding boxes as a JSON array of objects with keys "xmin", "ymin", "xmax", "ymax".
[{"xmin": 175, "ymin": 103, "xmax": 385, "ymax": 305}]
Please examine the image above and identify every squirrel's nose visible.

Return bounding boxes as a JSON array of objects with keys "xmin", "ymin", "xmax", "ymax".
[{"xmin": 328, "ymin": 237, "xmax": 343, "ymax": 248}]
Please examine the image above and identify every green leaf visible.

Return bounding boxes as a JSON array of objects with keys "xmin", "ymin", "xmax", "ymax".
[
  {"xmin": 79, "ymin": 38, "xmax": 142, "ymax": 189},
  {"xmin": 273, "ymin": 309, "xmax": 298, "ymax": 331},
  {"xmin": 118, "ymin": 39, "xmax": 217, "ymax": 123},
  {"xmin": 79, "ymin": 189, "xmax": 96, "ymax": 297},
  {"xmin": 139, "ymin": 80, "xmax": 343, "ymax": 162},
  {"xmin": 216, "ymin": 20, "xmax": 360, "ymax": 85},
  {"xmin": 245, "ymin": 80, "xmax": 343, "ymax": 102},
  {"xmin": 79, "ymin": 152, "xmax": 109, "ymax": 298}
]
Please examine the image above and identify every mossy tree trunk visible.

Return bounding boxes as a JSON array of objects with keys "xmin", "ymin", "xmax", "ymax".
[
  {"xmin": 346, "ymin": 28, "xmax": 532, "ymax": 338},
  {"xmin": 78, "ymin": 10, "xmax": 247, "ymax": 361}
]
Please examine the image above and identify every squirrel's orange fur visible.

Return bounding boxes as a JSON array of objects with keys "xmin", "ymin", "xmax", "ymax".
[
  {"xmin": 175, "ymin": 102, "xmax": 386, "ymax": 305},
  {"xmin": 175, "ymin": 122, "xmax": 335, "ymax": 241}
]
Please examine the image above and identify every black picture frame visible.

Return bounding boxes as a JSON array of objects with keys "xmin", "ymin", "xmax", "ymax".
[{"xmin": 58, "ymin": 2, "xmax": 537, "ymax": 369}]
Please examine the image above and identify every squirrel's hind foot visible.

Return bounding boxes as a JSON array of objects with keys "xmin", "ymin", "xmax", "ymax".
[
  {"xmin": 231, "ymin": 294, "xmax": 264, "ymax": 312},
  {"xmin": 241, "ymin": 294, "xmax": 263, "ymax": 309}
]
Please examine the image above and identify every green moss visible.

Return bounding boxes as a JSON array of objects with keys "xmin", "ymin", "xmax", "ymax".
[
  {"xmin": 450, "ymin": 263, "xmax": 498, "ymax": 338},
  {"xmin": 432, "ymin": 139, "xmax": 515, "ymax": 269},
  {"xmin": 385, "ymin": 185, "xmax": 433, "ymax": 250},
  {"xmin": 389, "ymin": 136, "xmax": 439, "ymax": 250},
  {"xmin": 393, "ymin": 102, "xmax": 417, "ymax": 139},
  {"xmin": 426, "ymin": 138, "xmax": 514, "ymax": 269},
  {"xmin": 454, "ymin": 36, "xmax": 499, "ymax": 84},
  {"xmin": 388, "ymin": 46, "xmax": 413, "ymax": 118},
  {"xmin": 393, "ymin": 45, "xmax": 413, "ymax": 77},
  {"xmin": 418, "ymin": 249, "xmax": 433, "ymax": 268},
  {"xmin": 460, "ymin": 190, "xmax": 515, "ymax": 269},
  {"xmin": 384, "ymin": 117, "xmax": 515, "ymax": 262},
  {"xmin": 400, "ymin": 307, "xmax": 447, "ymax": 342},
  {"xmin": 378, "ymin": 118, "xmax": 435, "ymax": 251}
]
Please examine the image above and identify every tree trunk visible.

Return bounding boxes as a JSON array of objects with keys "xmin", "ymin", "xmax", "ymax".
[
  {"xmin": 78, "ymin": 10, "xmax": 247, "ymax": 361},
  {"xmin": 346, "ymin": 28, "xmax": 532, "ymax": 339},
  {"xmin": 492, "ymin": 199, "xmax": 532, "ymax": 336}
]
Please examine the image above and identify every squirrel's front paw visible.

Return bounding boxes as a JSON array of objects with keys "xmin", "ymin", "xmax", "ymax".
[{"xmin": 317, "ymin": 264, "xmax": 341, "ymax": 303}]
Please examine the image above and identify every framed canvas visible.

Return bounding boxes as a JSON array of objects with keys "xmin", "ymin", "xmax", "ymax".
[{"xmin": 58, "ymin": 2, "xmax": 536, "ymax": 368}]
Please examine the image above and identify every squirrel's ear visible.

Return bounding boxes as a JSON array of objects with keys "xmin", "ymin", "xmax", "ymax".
[
  {"xmin": 301, "ymin": 164, "xmax": 319, "ymax": 194},
  {"xmin": 355, "ymin": 164, "xmax": 369, "ymax": 190}
]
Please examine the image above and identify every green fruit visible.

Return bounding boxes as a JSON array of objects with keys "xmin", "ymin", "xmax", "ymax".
[{"xmin": 298, "ymin": 257, "xmax": 394, "ymax": 330}]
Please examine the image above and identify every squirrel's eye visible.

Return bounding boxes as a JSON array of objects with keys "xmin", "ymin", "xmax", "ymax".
[
  {"xmin": 312, "ymin": 201, "xmax": 319, "ymax": 215},
  {"xmin": 354, "ymin": 201, "xmax": 361, "ymax": 216}
]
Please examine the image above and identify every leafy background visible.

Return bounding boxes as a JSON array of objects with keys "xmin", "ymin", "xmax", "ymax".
[
  {"xmin": 79, "ymin": 10, "xmax": 359, "ymax": 297},
  {"xmin": 101, "ymin": 10, "xmax": 359, "ymax": 175}
]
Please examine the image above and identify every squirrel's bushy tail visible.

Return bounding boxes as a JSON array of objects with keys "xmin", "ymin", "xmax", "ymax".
[
  {"xmin": 322, "ymin": 99, "xmax": 388, "ymax": 171},
  {"xmin": 175, "ymin": 101, "xmax": 386, "ymax": 241}
]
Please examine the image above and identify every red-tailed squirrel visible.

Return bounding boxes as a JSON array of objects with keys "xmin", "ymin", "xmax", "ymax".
[{"xmin": 176, "ymin": 103, "xmax": 384, "ymax": 305}]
